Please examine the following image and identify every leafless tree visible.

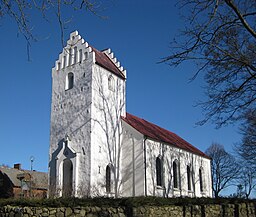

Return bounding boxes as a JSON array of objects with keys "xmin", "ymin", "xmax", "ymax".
[
  {"xmin": 206, "ymin": 143, "xmax": 240, "ymax": 197},
  {"xmin": 237, "ymin": 110, "xmax": 256, "ymax": 166},
  {"xmin": 0, "ymin": 0, "xmax": 108, "ymax": 58},
  {"xmin": 234, "ymin": 110, "xmax": 256, "ymax": 198},
  {"xmin": 236, "ymin": 164, "xmax": 256, "ymax": 199},
  {"xmin": 162, "ymin": 0, "xmax": 256, "ymax": 127},
  {"xmin": 92, "ymin": 71, "xmax": 125, "ymax": 198}
]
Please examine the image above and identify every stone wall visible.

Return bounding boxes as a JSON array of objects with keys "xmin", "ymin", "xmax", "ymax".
[
  {"xmin": 133, "ymin": 203, "xmax": 256, "ymax": 217},
  {"xmin": 0, "ymin": 202, "xmax": 255, "ymax": 217},
  {"xmin": 0, "ymin": 205, "xmax": 126, "ymax": 217}
]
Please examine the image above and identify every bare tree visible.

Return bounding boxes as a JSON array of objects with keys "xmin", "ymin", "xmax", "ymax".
[
  {"xmin": 162, "ymin": 0, "xmax": 256, "ymax": 127},
  {"xmin": 206, "ymin": 143, "xmax": 240, "ymax": 197},
  {"xmin": 236, "ymin": 163, "xmax": 256, "ymax": 199},
  {"xmin": 0, "ymin": 0, "xmax": 108, "ymax": 58},
  {"xmin": 234, "ymin": 110, "xmax": 256, "ymax": 198},
  {"xmin": 92, "ymin": 70, "xmax": 125, "ymax": 198},
  {"xmin": 237, "ymin": 110, "xmax": 256, "ymax": 166}
]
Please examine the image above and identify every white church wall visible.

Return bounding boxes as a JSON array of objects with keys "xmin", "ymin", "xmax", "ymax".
[
  {"xmin": 144, "ymin": 139, "xmax": 212, "ymax": 198},
  {"xmin": 121, "ymin": 121, "xmax": 145, "ymax": 197},
  {"xmin": 49, "ymin": 30, "xmax": 212, "ymax": 199},
  {"xmin": 49, "ymin": 31, "xmax": 96, "ymax": 197},
  {"xmin": 90, "ymin": 64, "xmax": 126, "ymax": 197}
]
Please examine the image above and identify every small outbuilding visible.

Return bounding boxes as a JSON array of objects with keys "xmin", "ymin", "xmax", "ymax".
[{"xmin": 0, "ymin": 164, "xmax": 47, "ymax": 198}]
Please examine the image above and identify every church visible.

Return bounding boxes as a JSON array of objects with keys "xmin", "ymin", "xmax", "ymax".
[{"xmin": 49, "ymin": 31, "xmax": 212, "ymax": 198}]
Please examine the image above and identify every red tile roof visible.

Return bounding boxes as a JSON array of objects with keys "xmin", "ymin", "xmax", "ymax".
[
  {"xmin": 92, "ymin": 47, "xmax": 126, "ymax": 80},
  {"xmin": 122, "ymin": 113, "xmax": 210, "ymax": 159}
]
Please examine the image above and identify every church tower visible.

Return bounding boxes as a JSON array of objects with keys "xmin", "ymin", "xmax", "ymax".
[{"xmin": 49, "ymin": 31, "xmax": 126, "ymax": 197}]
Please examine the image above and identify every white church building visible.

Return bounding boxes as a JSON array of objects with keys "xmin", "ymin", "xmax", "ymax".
[{"xmin": 49, "ymin": 31, "xmax": 212, "ymax": 198}]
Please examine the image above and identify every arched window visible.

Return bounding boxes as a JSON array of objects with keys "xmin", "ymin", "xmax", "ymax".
[
  {"xmin": 187, "ymin": 165, "xmax": 191, "ymax": 191},
  {"xmin": 173, "ymin": 160, "xmax": 179, "ymax": 189},
  {"xmin": 156, "ymin": 156, "xmax": 163, "ymax": 186},
  {"xmin": 108, "ymin": 75, "xmax": 114, "ymax": 91},
  {"xmin": 106, "ymin": 165, "xmax": 111, "ymax": 193},
  {"xmin": 65, "ymin": 72, "xmax": 74, "ymax": 90},
  {"xmin": 199, "ymin": 168, "xmax": 203, "ymax": 192},
  {"xmin": 62, "ymin": 159, "xmax": 73, "ymax": 197}
]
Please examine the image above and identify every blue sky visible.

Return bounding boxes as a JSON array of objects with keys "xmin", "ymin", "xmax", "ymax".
[{"xmin": 0, "ymin": 0, "xmax": 241, "ymax": 194}]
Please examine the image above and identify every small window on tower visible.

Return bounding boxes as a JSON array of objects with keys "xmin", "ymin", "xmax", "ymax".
[
  {"xmin": 108, "ymin": 75, "xmax": 114, "ymax": 91},
  {"xmin": 65, "ymin": 72, "xmax": 74, "ymax": 90},
  {"xmin": 106, "ymin": 164, "xmax": 112, "ymax": 193}
]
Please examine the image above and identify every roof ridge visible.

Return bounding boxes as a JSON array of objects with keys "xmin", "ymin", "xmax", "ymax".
[
  {"xmin": 92, "ymin": 47, "xmax": 126, "ymax": 79},
  {"xmin": 123, "ymin": 112, "xmax": 210, "ymax": 159}
]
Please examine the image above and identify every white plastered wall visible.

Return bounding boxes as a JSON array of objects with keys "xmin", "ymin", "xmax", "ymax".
[
  {"xmin": 119, "ymin": 123, "xmax": 212, "ymax": 198},
  {"xmin": 54, "ymin": 139, "xmax": 80, "ymax": 197},
  {"xmin": 90, "ymin": 64, "xmax": 126, "ymax": 197},
  {"xmin": 49, "ymin": 31, "xmax": 95, "ymax": 197},
  {"xmin": 144, "ymin": 139, "xmax": 212, "ymax": 198},
  {"xmin": 121, "ymin": 121, "xmax": 145, "ymax": 197}
]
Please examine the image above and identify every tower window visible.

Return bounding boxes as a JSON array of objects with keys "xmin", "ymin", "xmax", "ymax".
[
  {"xmin": 106, "ymin": 164, "xmax": 112, "ymax": 193},
  {"xmin": 65, "ymin": 72, "xmax": 74, "ymax": 90},
  {"xmin": 108, "ymin": 75, "xmax": 114, "ymax": 91},
  {"xmin": 156, "ymin": 156, "xmax": 163, "ymax": 187}
]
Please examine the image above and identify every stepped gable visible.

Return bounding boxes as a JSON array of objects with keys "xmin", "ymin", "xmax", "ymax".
[
  {"xmin": 54, "ymin": 31, "xmax": 126, "ymax": 79},
  {"xmin": 122, "ymin": 113, "xmax": 210, "ymax": 159}
]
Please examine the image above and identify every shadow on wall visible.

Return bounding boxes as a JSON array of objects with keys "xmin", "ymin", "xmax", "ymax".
[{"xmin": 49, "ymin": 138, "xmax": 76, "ymax": 197}]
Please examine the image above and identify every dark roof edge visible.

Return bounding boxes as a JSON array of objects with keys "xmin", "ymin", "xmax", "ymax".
[{"xmin": 121, "ymin": 114, "xmax": 211, "ymax": 160}]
